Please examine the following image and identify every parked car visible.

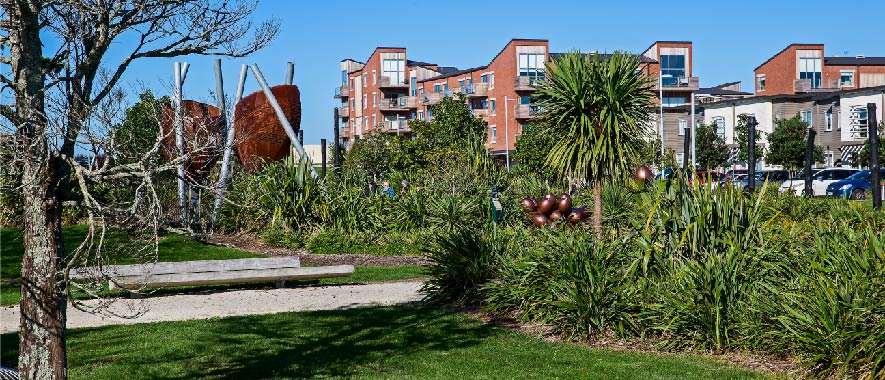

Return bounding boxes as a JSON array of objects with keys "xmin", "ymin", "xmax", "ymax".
[
  {"xmin": 692, "ymin": 171, "xmax": 727, "ymax": 187},
  {"xmin": 825, "ymin": 169, "xmax": 885, "ymax": 200},
  {"xmin": 779, "ymin": 168, "xmax": 857, "ymax": 196},
  {"xmin": 732, "ymin": 170, "xmax": 791, "ymax": 189}
]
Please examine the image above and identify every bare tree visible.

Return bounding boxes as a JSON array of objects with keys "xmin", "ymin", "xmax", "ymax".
[{"xmin": 0, "ymin": 1, "xmax": 278, "ymax": 379}]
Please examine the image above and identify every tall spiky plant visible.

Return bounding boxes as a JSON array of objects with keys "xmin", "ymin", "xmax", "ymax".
[{"xmin": 535, "ymin": 51, "xmax": 655, "ymax": 239}]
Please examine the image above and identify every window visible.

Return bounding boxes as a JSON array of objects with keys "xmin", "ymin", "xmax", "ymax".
[
  {"xmin": 362, "ymin": 73, "xmax": 367, "ymax": 87},
  {"xmin": 520, "ymin": 95, "xmax": 532, "ymax": 105},
  {"xmin": 801, "ymin": 110, "xmax": 812, "ymax": 127},
  {"xmin": 350, "ymin": 99, "xmax": 354, "ymax": 109},
  {"xmin": 480, "ymin": 99, "xmax": 488, "ymax": 109},
  {"xmin": 712, "ymin": 116, "xmax": 726, "ymax": 139},
  {"xmin": 840, "ymin": 70, "xmax": 855, "ymax": 87},
  {"xmin": 458, "ymin": 79, "xmax": 464, "ymax": 88},
  {"xmin": 418, "ymin": 111, "xmax": 424, "ymax": 120},
  {"xmin": 660, "ymin": 54, "xmax": 686, "ymax": 86},
  {"xmin": 775, "ymin": 111, "xmax": 783, "ymax": 120},
  {"xmin": 489, "ymin": 72, "xmax": 495, "ymax": 89},
  {"xmin": 757, "ymin": 74, "xmax": 765, "ymax": 91},
  {"xmin": 372, "ymin": 115, "xmax": 376, "ymax": 127},
  {"xmin": 490, "ymin": 99, "xmax": 496, "ymax": 116},
  {"xmin": 433, "ymin": 84, "xmax": 441, "ymax": 93},
  {"xmin": 350, "ymin": 78, "xmax": 354, "ymax": 89},
  {"xmin": 678, "ymin": 119, "xmax": 687, "ymax": 135},
  {"xmin": 372, "ymin": 93, "xmax": 377, "ymax": 107},
  {"xmin": 410, "ymin": 111, "xmax": 416, "ymax": 119},
  {"xmin": 372, "ymin": 70, "xmax": 377, "ymax": 85},
  {"xmin": 443, "ymin": 83, "xmax": 448, "ymax": 92},
  {"xmin": 825, "ymin": 110, "xmax": 833, "ymax": 131},
  {"xmin": 481, "ymin": 74, "xmax": 488, "ymax": 83},
  {"xmin": 490, "ymin": 125, "xmax": 497, "ymax": 143},
  {"xmin": 410, "ymin": 77, "xmax": 417, "ymax": 96},
  {"xmin": 518, "ymin": 53, "xmax": 545, "ymax": 81},
  {"xmin": 798, "ymin": 57, "xmax": 822, "ymax": 88},
  {"xmin": 825, "ymin": 152, "xmax": 835, "ymax": 168},
  {"xmin": 662, "ymin": 97, "xmax": 684, "ymax": 107},
  {"xmin": 381, "ymin": 58, "xmax": 405, "ymax": 85},
  {"xmin": 363, "ymin": 95, "xmax": 367, "ymax": 109},
  {"xmin": 341, "ymin": 70, "xmax": 347, "ymax": 85}
]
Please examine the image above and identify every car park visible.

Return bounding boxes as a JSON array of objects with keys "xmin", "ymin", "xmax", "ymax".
[
  {"xmin": 779, "ymin": 168, "xmax": 857, "ymax": 196},
  {"xmin": 732, "ymin": 170, "xmax": 790, "ymax": 189}
]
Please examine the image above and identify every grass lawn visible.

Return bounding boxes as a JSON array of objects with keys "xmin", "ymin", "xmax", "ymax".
[
  {"xmin": 0, "ymin": 305, "xmax": 770, "ymax": 380},
  {"xmin": 1, "ymin": 227, "xmax": 426, "ymax": 305}
]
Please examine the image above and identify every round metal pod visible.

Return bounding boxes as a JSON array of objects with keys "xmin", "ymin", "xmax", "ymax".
[
  {"xmin": 532, "ymin": 213, "xmax": 549, "ymax": 227},
  {"xmin": 634, "ymin": 165, "xmax": 653, "ymax": 181},
  {"xmin": 543, "ymin": 192, "xmax": 555, "ymax": 200},
  {"xmin": 550, "ymin": 209, "xmax": 563, "ymax": 221},
  {"xmin": 557, "ymin": 193, "xmax": 572, "ymax": 213},
  {"xmin": 520, "ymin": 198, "xmax": 537, "ymax": 212},
  {"xmin": 538, "ymin": 198, "xmax": 556, "ymax": 215},
  {"xmin": 567, "ymin": 211, "xmax": 581, "ymax": 224}
]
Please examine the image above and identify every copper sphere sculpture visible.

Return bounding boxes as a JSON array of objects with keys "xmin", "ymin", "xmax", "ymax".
[
  {"xmin": 634, "ymin": 165, "xmax": 654, "ymax": 181},
  {"xmin": 557, "ymin": 194, "xmax": 572, "ymax": 213},
  {"xmin": 520, "ymin": 198, "xmax": 537, "ymax": 212},
  {"xmin": 522, "ymin": 194, "xmax": 589, "ymax": 227}
]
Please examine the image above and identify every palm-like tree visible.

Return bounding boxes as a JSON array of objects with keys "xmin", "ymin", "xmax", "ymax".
[{"xmin": 535, "ymin": 51, "xmax": 656, "ymax": 239}]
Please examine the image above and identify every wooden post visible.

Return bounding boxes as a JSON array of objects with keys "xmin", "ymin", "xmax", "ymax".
[
  {"xmin": 682, "ymin": 125, "xmax": 691, "ymax": 170},
  {"xmin": 869, "ymin": 103, "xmax": 880, "ymax": 211},
  {"xmin": 321, "ymin": 138, "xmax": 327, "ymax": 178},
  {"xmin": 747, "ymin": 116, "xmax": 757, "ymax": 191},
  {"xmin": 333, "ymin": 107, "xmax": 340, "ymax": 169},
  {"xmin": 803, "ymin": 127, "xmax": 816, "ymax": 197}
]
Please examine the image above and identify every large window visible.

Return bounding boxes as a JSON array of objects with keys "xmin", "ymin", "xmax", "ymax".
[
  {"xmin": 660, "ymin": 54, "xmax": 686, "ymax": 86},
  {"xmin": 490, "ymin": 125, "xmax": 497, "ymax": 143},
  {"xmin": 825, "ymin": 110, "xmax": 833, "ymax": 131},
  {"xmin": 490, "ymin": 99, "xmax": 496, "ymax": 116},
  {"xmin": 712, "ymin": 116, "xmax": 726, "ymax": 139},
  {"xmin": 382, "ymin": 58, "xmax": 405, "ymax": 85},
  {"xmin": 840, "ymin": 70, "xmax": 855, "ymax": 87},
  {"xmin": 410, "ymin": 77, "xmax": 417, "ymax": 96},
  {"xmin": 798, "ymin": 58, "xmax": 822, "ymax": 88},
  {"xmin": 757, "ymin": 75, "xmax": 765, "ymax": 91},
  {"xmin": 518, "ymin": 53, "xmax": 545, "ymax": 81},
  {"xmin": 341, "ymin": 70, "xmax": 347, "ymax": 85},
  {"xmin": 662, "ymin": 97, "xmax": 685, "ymax": 107},
  {"xmin": 678, "ymin": 119, "xmax": 687, "ymax": 135}
]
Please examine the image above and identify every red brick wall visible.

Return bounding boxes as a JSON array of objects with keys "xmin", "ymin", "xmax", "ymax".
[
  {"xmin": 825, "ymin": 64, "xmax": 885, "ymax": 90},
  {"xmin": 754, "ymin": 44, "xmax": 824, "ymax": 96}
]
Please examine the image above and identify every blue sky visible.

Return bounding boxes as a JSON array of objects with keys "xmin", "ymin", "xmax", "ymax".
[{"xmin": 111, "ymin": 0, "xmax": 885, "ymax": 144}]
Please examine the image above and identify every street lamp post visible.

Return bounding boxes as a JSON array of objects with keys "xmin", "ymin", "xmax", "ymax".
[
  {"xmin": 659, "ymin": 74, "xmax": 673, "ymax": 159},
  {"xmin": 504, "ymin": 96, "xmax": 518, "ymax": 170}
]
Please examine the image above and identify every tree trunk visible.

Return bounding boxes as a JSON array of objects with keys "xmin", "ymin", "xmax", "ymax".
[
  {"xmin": 592, "ymin": 181, "xmax": 603, "ymax": 241},
  {"xmin": 9, "ymin": 2, "xmax": 69, "ymax": 379}
]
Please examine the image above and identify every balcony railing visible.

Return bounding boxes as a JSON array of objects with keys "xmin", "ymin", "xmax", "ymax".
[
  {"xmin": 514, "ymin": 76, "xmax": 544, "ymax": 92},
  {"xmin": 379, "ymin": 120, "xmax": 411, "ymax": 134},
  {"xmin": 514, "ymin": 104, "xmax": 540, "ymax": 119},
  {"xmin": 339, "ymin": 104, "xmax": 350, "ymax": 116},
  {"xmin": 465, "ymin": 83, "xmax": 489, "ymax": 97},
  {"xmin": 794, "ymin": 78, "xmax": 840, "ymax": 93},
  {"xmin": 334, "ymin": 86, "xmax": 350, "ymax": 98},
  {"xmin": 422, "ymin": 92, "xmax": 442, "ymax": 105},
  {"xmin": 380, "ymin": 96, "xmax": 418, "ymax": 111},
  {"xmin": 472, "ymin": 108, "xmax": 489, "ymax": 117},
  {"xmin": 658, "ymin": 76, "xmax": 700, "ymax": 91},
  {"xmin": 340, "ymin": 127, "xmax": 351, "ymax": 138},
  {"xmin": 378, "ymin": 75, "xmax": 408, "ymax": 89}
]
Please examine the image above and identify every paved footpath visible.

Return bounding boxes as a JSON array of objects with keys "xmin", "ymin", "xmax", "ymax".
[{"xmin": 0, "ymin": 281, "xmax": 424, "ymax": 334}]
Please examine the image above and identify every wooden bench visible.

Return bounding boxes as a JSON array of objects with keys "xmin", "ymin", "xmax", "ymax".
[{"xmin": 71, "ymin": 257, "xmax": 353, "ymax": 290}]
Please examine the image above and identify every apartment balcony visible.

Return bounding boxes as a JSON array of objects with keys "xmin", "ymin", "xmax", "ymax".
[
  {"xmin": 514, "ymin": 77, "xmax": 540, "ymax": 92},
  {"xmin": 472, "ymin": 108, "xmax": 489, "ymax": 118},
  {"xmin": 422, "ymin": 92, "xmax": 443, "ymax": 105},
  {"xmin": 378, "ymin": 76, "xmax": 409, "ymax": 89},
  {"xmin": 465, "ymin": 83, "xmax": 489, "ymax": 97},
  {"xmin": 379, "ymin": 120, "xmax": 411, "ymax": 134},
  {"xmin": 794, "ymin": 78, "xmax": 840, "ymax": 93},
  {"xmin": 380, "ymin": 96, "xmax": 418, "ymax": 112},
  {"xmin": 340, "ymin": 126, "xmax": 351, "ymax": 139},
  {"xmin": 334, "ymin": 86, "xmax": 350, "ymax": 98},
  {"xmin": 514, "ymin": 104, "xmax": 540, "ymax": 119},
  {"xmin": 658, "ymin": 76, "xmax": 700, "ymax": 92},
  {"xmin": 339, "ymin": 104, "xmax": 350, "ymax": 116}
]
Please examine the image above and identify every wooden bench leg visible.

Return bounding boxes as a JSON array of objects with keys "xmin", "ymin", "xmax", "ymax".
[{"xmin": 275, "ymin": 280, "xmax": 286, "ymax": 288}]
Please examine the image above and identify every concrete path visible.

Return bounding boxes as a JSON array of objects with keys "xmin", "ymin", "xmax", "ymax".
[{"xmin": 0, "ymin": 281, "xmax": 424, "ymax": 334}]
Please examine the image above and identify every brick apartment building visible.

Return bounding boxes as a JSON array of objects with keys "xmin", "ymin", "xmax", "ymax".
[
  {"xmin": 334, "ymin": 39, "xmax": 742, "ymax": 162},
  {"xmin": 754, "ymin": 43, "xmax": 885, "ymax": 96}
]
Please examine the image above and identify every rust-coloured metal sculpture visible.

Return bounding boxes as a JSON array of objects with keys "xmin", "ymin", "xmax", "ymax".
[
  {"xmin": 160, "ymin": 100, "xmax": 224, "ymax": 179},
  {"xmin": 235, "ymin": 84, "xmax": 302, "ymax": 172},
  {"xmin": 522, "ymin": 193, "xmax": 589, "ymax": 227}
]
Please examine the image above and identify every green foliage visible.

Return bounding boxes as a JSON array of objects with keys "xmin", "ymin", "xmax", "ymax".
[
  {"xmin": 694, "ymin": 122, "xmax": 729, "ymax": 170},
  {"xmin": 536, "ymin": 51, "xmax": 655, "ymax": 181},
  {"xmin": 422, "ymin": 227, "xmax": 501, "ymax": 304},
  {"xmin": 342, "ymin": 132, "xmax": 424, "ymax": 179},
  {"xmin": 512, "ymin": 124, "xmax": 557, "ymax": 180},
  {"xmin": 734, "ymin": 114, "xmax": 765, "ymax": 163},
  {"xmin": 858, "ymin": 126, "xmax": 885, "ymax": 166},
  {"xmin": 114, "ymin": 91, "xmax": 168, "ymax": 164},
  {"xmin": 765, "ymin": 115, "xmax": 823, "ymax": 171}
]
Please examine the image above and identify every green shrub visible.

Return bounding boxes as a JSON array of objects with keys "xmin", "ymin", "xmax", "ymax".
[{"xmin": 422, "ymin": 227, "xmax": 502, "ymax": 304}]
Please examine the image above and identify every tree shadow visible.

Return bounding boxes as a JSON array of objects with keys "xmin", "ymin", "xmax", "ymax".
[{"xmin": 2, "ymin": 305, "xmax": 497, "ymax": 379}]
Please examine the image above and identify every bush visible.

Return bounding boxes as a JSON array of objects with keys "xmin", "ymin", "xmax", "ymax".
[{"xmin": 422, "ymin": 227, "xmax": 502, "ymax": 304}]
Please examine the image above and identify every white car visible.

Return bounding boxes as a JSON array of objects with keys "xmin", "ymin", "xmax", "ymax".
[{"xmin": 779, "ymin": 168, "xmax": 859, "ymax": 196}]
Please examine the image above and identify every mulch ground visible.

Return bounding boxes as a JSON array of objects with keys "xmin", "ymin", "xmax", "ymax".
[{"xmin": 208, "ymin": 234, "xmax": 432, "ymax": 267}]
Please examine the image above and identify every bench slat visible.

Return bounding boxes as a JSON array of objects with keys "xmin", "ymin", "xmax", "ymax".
[
  {"xmin": 110, "ymin": 265, "xmax": 355, "ymax": 290},
  {"xmin": 71, "ymin": 257, "xmax": 300, "ymax": 278}
]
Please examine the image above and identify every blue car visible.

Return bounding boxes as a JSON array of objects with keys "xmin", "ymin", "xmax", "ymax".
[{"xmin": 825, "ymin": 169, "xmax": 885, "ymax": 200}]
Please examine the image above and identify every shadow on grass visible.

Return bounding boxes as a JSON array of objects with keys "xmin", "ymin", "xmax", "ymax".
[{"xmin": 2, "ymin": 306, "xmax": 494, "ymax": 380}]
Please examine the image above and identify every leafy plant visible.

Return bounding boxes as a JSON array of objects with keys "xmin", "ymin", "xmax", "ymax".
[{"xmin": 422, "ymin": 227, "xmax": 501, "ymax": 304}]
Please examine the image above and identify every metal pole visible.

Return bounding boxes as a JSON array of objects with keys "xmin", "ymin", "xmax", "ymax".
[
  {"xmin": 298, "ymin": 130, "xmax": 304, "ymax": 146},
  {"xmin": 333, "ymin": 107, "xmax": 340, "ymax": 169},
  {"xmin": 869, "ymin": 103, "xmax": 880, "ymax": 211},
  {"xmin": 211, "ymin": 60, "xmax": 241, "ymax": 223},
  {"xmin": 174, "ymin": 62, "xmax": 187, "ymax": 224},
  {"xmin": 249, "ymin": 64, "xmax": 319, "ymax": 178},
  {"xmin": 660, "ymin": 76, "xmax": 665, "ymax": 158},
  {"xmin": 321, "ymin": 138, "xmax": 327, "ymax": 178},
  {"xmin": 690, "ymin": 91, "xmax": 696, "ymax": 169},
  {"xmin": 285, "ymin": 62, "xmax": 294, "ymax": 85},
  {"xmin": 804, "ymin": 127, "xmax": 816, "ymax": 197},
  {"xmin": 747, "ymin": 116, "xmax": 757, "ymax": 191}
]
